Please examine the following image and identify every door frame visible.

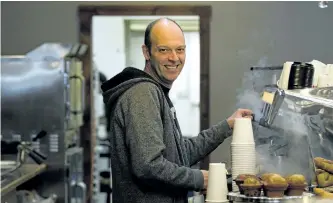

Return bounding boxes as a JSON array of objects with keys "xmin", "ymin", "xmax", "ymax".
[{"xmin": 78, "ymin": 5, "xmax": 212, "ymax": 200}]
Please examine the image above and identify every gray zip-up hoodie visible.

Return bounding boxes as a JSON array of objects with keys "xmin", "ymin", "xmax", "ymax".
[{"xmin": 101, "ymin": 67, "xmax": 233, "ymax": 203}]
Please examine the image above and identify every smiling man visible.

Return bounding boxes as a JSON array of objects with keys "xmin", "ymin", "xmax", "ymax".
[{"xmin": 101, "ymin": 18, "xmax": 253, "ymax": 203}]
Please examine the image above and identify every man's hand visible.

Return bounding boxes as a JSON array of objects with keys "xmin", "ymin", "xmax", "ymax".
[
  {"xmin": 201, "ymin": 170, "xmax": 209, "ymax": 190},
  {"xmin": 227, "ymin": 108, "xmax": 253, "ymax": 129}
]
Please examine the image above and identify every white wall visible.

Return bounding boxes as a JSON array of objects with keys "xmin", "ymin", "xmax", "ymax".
[
  {"xmin": 92, "ymin": 16, "xmax": 126, "ymax": 80},
  {"xmin": 92, "ymin": 16, "xmax": 127, "ymax": 126},
  {"xmin": 126, "ymin": 31, "xmax": 145, "ymax": 69}
]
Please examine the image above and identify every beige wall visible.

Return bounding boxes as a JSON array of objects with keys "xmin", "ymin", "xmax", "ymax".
[{"xmin": 2, "ymin": 1, "xmax": 333, "ymax": 166}]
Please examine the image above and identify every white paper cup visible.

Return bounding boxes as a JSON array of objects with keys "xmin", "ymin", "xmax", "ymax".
[
  {"xmin": 232, "ymin": 154, "xmax": 256, "ymax": 158},
  {"xmin": 232, "ymin": 168, "xmax": 256, "ymax": 173},
  {"xmin": 232, "ymin": 153, "xmax": 256, "ymax": 156},
  {"xmin": 233, "ymin": 151, "xmax": 255, "ymax": 154},
  {"xmin": 232, "ymin": 149, "xmax": 255, "ymax": 152},
  {"xmin": 231, "ymin": 142, "xmax": 255, "ymax": 145},
  {"xmin": 232, "ymin": 118, "xmax": 254, "ymax": 144},
  {"xmin": 232, "ymin": 151, "xmax": 255, "ymax": 154},
  {"xmin": 205, "ymin": 163, "xmax": 228, "ymax": 202},
  {"xmin": 232, "ymin": 162, "xmax": 256, "ymax": 166},
  {"xmin": 232, "ymin": 162, "xmax": 257, "ymax": 168},
  {"xmin": 231, "ymin": 149, "xmax": 256, "ymax": 153},
  {"xmin": 231, "ymin": 147, "xmax": 255, "ymax": 149},
  {"xmin": 232, "ymin": 168, "xmax": 256, "ymax": 171},
  {"xmin": 232, "ymin": 168, "xmax": 254, "ymax": 171},
  {"xmin": 318, "ymin": 75, "xmax": 332, "ymax": 87},
  {"xmin": 232, "ymin": 162, "xmax": 256, "ymax": 165},
  {"xmin": 232, "ymin": 155, "xmax": 255, "ymax": 159},
  {"xmin": 232, "ymin": 156, "xmax": 255, "ymax": 158},
  {"xmin": 231, "ymin": 146, "xmax": 255, "ymax": 150},
  {"xmin": 231, "ymin": 144, "xmax": 256, "ymax": 147}
]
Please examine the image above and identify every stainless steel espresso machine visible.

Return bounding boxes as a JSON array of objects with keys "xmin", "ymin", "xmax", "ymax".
[
  {"xmin": 1, "ymin": 43, "xmax": 87, "ymax": 203},
  {"xmin": 228, "ymin": 61, "xmax": 333, "ymax": 202}
]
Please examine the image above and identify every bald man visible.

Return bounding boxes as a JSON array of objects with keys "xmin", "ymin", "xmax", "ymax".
[{"xmin": 101, "ymin": 18, "xmax": 253, "ymax": 203}]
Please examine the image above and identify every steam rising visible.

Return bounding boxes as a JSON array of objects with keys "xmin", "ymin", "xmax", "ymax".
[
  {"xmin": 233, "ymin": 57, "xmax": 333, "ymax": 202},
  {"xmin": 235, "ymin": 71, "xmax": 263, "ymax": 123},
  {"xmin": 235, "ymin": 58, "xmax": 321, "ymax": 183},
  {"xmin": 236, "ymin": 57, "xmax": 279, "ymax": 122}
]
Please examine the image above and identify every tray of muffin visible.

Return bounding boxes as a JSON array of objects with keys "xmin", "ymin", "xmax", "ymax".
[
  {"xmin": 311, "ymin": 157, "xmax": 333, "ymax": 199},
  {"xmin": 227, "ymin": 173, "xmax": 315, "ymax": 202},
  {"xmin": 227, "ymin": 157, "xmax": 333, "ymax": 202}
]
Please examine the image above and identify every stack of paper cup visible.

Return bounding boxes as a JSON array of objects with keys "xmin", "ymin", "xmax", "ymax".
[
  {"xmin": 318, "ymin": 74, "xmax": 333, "ymax": 87},
  {"xmin": 231, "ymin": 118, "xmax": 256, "ymax": 192},
  {"xmin": 205, "ymin": 163, "xmax": 228, "ymax": 203}
]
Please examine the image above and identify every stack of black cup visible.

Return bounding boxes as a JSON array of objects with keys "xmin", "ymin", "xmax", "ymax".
[{"xmin": 288, "ymin": 62, "xmax": 314, "ymax": 90}]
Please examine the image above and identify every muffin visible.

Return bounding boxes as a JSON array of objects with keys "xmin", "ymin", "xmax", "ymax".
[
  {"xmin": 317, "ymin": 171, "xmax": 333, "ymax": 187},
  {"xmin": 285, "ymin": 174, "xmax": 307, "ymax": 196},
  {"xmin": 234, "ymin": 174, "xmax": 257, "ymax": 194},
  {"xmin": 313, "ymin": 188, "xmax": 333, "ymax": 199},
  {"xmin": 314, "ymin": 157, "xmax": 333, "ymax": 174},
  {"xmin": 260, "ymin": 173, "xmax": 276, "ymax": 182},
  {"xmin": 262, "ymin": 174, "xmax": 288, "ymax": 198},
  {"xmin": 240, "ymin": 177, "xmax": 263, "ymax": 197}
]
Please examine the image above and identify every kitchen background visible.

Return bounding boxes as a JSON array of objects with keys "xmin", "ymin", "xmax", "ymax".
[{"xmin": 3, "ymin": 1, "xmax": 332, "ymax": 164}]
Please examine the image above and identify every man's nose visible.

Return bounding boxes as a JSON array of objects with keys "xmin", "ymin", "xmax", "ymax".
[{"xmin": 168, "ymin": 50, "xmax": 179, "ymax": 62}]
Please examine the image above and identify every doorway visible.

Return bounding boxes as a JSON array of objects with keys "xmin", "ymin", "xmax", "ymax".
[{"xmin": 78, "ymin": 5, "xmax": 211, "ymax": 202}]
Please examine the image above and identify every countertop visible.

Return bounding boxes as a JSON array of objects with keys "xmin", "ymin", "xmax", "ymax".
[{"xmin": 1, "ymin": 163, "xmax": 47, "ymax": 196}]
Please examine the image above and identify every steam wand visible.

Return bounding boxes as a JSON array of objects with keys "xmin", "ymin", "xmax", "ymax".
[
  {"xmin": 1, "ymin": 130, "xmax": 48, "ymax": 178},
  {"xmin": 250, "ymin": 66, "xmax": 283, "ymax": 71},
  {"xmin": 1, "ymin": 142, "xmax": 47, "ymax": 178},
  {"xmin": 259, "ymin": 89, "xmax": 286, "ymax": 127}
]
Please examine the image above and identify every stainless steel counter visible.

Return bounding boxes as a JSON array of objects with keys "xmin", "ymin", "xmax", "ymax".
[
  {"xmin": 227, "ymin": 192, "xmax": 316, "ymax": 203},
  {"xmin": 1, "ymin": 164, "xmax": 47, "ymax": 197}
]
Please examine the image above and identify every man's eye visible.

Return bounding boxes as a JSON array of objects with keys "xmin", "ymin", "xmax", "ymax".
[{"xmin": 159, "ymin": 49, "xmax": 167, "ymax": 52}]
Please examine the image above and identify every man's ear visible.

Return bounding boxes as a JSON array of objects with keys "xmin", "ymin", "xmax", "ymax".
[{"xmin": 142, "ymin": 45, "xmax": 150, "ymax": 60}]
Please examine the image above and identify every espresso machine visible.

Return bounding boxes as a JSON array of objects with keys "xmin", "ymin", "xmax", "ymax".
[
  {"xmin": 1, "ymin": 43, "xmax": 87, "ymax": 203},
  {"xmin": 254, "ymin": 61, "xmax": 332, "ymax": 177},
  {"xmin": 228, "ymin": 60, "xmax": 333, "ymax": 202}
]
